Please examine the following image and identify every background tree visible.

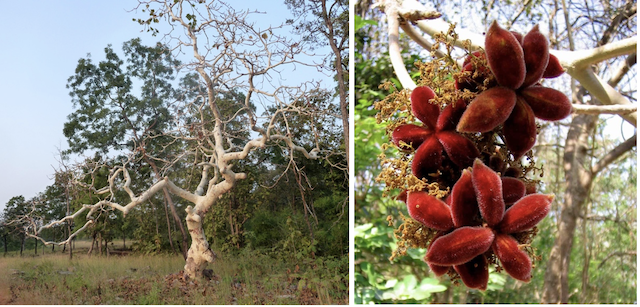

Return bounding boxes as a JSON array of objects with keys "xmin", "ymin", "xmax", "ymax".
[
  {"xmin": 64, "ymin": 38, "xmax": 189, "ymax": 258},
  {"xmin": 284, "ymin": 0, "xmax": 349, "ymax": 170},
  {"xmin": 2, "ymin": 196, "xmax": 30, "ymax": 257}
]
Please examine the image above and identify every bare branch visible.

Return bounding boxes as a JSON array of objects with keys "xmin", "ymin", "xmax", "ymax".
[
  {"xmin": 568, "ymin": 68, "xmax": 637, "ymax": 126},
  {"xmin": 591, "ymin": 134, "xmax": 637, "ymax": 175},
  {"xmin": 553, "ymin": 37, "xmax": 637, "ymax": 71},
  {"xmin": 597, "ymin": 251, "xmax": 637, "ymax": 270},
  {"xmin": 571, "ymin": 104, "xmax": 637, "ymax": 116},
  {"xmin": 377, "ymin": 0, "xmax": 417, "ymax": 90},
  {"xmin": 608, "ymin": 52, "xmax": 636, "ymax": 87},
  {"xmin": 399, "ymin": 22, "xmax": 447, "ymax": 58}
]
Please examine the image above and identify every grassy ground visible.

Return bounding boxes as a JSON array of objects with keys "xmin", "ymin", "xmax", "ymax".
[{"xmin": 0, "ymin": 242, "xmax": 348, "ymax": 304}]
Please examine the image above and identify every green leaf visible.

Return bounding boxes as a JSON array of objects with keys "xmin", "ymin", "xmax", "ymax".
[
  {"xmin": 394, "ymin": 274, "xmax": 418, "ymax": 294},
  {"xmin": 417, "ymin": 280, "xmax": 447, "ymax": 293},
  {"xmin": 354, "ymin": 14, "xmax": 378, "ymax": 32},
  {"xmin": 384, "ymin": 278, "xmax": 398, "ymax": 289},
  {"xmin": 354, "ymin": 223, "xmax": 374, "ymax": 237}
]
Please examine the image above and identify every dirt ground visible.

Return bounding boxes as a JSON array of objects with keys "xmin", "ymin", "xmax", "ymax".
[{"xmin": 0, "ymin": 260, "xmax": 22, "ymax": 304}]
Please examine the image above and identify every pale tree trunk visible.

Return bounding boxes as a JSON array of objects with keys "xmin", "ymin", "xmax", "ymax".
[
  {"xmin": 542, "ymin": 113, "xmax": 636, "ymax": 302},
  {"xmin": 541, "ymin": 2, "xmax": 636, "ymax": 298},
  {"xmin": 542, "ymin": 113, "xmax": 597, "ymax": 303},
  {"xmin": 183, "ymin": 205, "xmax": 216, "ymax": 279}
]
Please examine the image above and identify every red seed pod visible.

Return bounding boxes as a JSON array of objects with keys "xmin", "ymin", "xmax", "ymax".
[
  {"xmin": 503, "ymin": 97, "xmax": 537, "ymax": 159},
  {"xmin": 457, "ymin": 51, "xmax": 493, "ymax": 92},
  {"xmin": 492, "ymin": 233, "xmax": 532, "ymax": 282},
  {"xmin": 426, "ymin": 226, "xmax": 495, "ymax": 266},
  {"xmin": 462, "ymin": 50, "xmax": 487, "ymax": 67},
  {"xmin": 485, "ymin": 21, "xmax": 526, "ymax": 89},
  {"xmin": 521, "ymin": 25, "xmax": 550, "ymax": 88},
  {"xmin": 503, "ymin": 166, "xmax": 521, "ymax": 178},
  {"xmin": 428, "ymin": 262, "xmax": 451, "ymax": 277},
  {"xmin": 437, "ymin": 131, "xmax": 480, "ymax": 169},
  {"xmin": 454, "ymin": 254, "xmax": 489, "ymax": 290},
  {"xmin": 391, "ymin": 124, "xmax": 431, "ymax": 151},
  {"xmin": 425, "ymin": 231, "xmax": 451, "ymax": 276},
  {"xmin": 411, "ymin": 86, "xmax": 439, "ymax": 129},
  {"xmin": 396, "ymin": 190, "xmax": 408, "ymax": 203},
  {"xmin": 411, "ymin": 136, "xmax": 444, "ymax": 179},
  {"xmin": 450, "ymin": 170, "xmax": 482, "ymax": 227},
  {"xmin": 489, "ymin": 154, "xmax": 506, "ymax": 174},
  {"xmin": 436, "ymin": 99, "xmax": 467, "ymax": 132},
  {"xmin": 542, "ymin": 54, "xmax": 565, "ymax": 78},
  {"xmin": 520, "ymin": 86, "xmax": 572, "ymax": 121},
  {"xmin": 510, "ymin": 31, "xmax": 524, "ymax": 45},
  {"xmin": 502, "ymin": 177, "xmax": 526, "ymax": 205},
  {"xmin": 472, "ymin": 159, "xmax": 505, "ymax": 226},
  {"xmin": 498, "ymin": 194, "xmax": 554, "ymax": 233},
  {"xmin": 407, "ymin": 191, "xmax": 454, "ymax": 231},
  {"xmin": 525, "ymin": 181, "xmax": 538, "ymax": 194},
  {"xmin": 456, "ymin": 86, "xmax": 517, "ymax": 133}
]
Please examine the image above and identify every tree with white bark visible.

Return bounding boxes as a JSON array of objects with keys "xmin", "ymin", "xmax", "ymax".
[{"xmin": 18, "ymin": 0, "xmax": 342, "ymax": 281}]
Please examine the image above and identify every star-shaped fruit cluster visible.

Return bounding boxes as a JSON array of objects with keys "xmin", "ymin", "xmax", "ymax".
[
  {"xmin": 407, "ymin": 159, "xmax": 552, "ymax": 290},
  {"xmin": 455, "ymin": 21, "xmax": 572, "ymax": 158},
  {"xmin": 375, "ymin": 21, "xmax": 572, "ymax": 290}
]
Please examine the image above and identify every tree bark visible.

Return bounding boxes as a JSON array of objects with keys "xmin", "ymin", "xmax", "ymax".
[
  {"xmin": 149, "ymin": 158, "xmax": 189, "ymax": 260},
  {"xmin": 580, "ymin": 200, "xmax": 591, "ymax": 303},
  {"xmin": 88, "ymin": 232, "xmax": 96, "ymax": 256},
  {"xmin": 98, "ymin": 232, "xmax": 103, "ymax": 256},
  {"xmin": 20, "ymin": 234, "xmax": 24, "ymax": 257},
  {"xmin": 321, "ymin": 0, "xmax": 349, "ymax": 171},
  {"xmin": 542, "ymin": 113, "xmax": 596, "ymax": 303},
  {"xmin": 183, "ymin": 206, "xmax": 216, "ymax": 280},
  {"xmin": 162, "ymin": 195, "xmax": 177, "ymax": 255},
  {"xmin": 542, "ymin": 114, "xmax": 636, "ymax": 302}
]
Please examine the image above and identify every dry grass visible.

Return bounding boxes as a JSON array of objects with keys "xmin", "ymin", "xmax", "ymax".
[{"xmin": 0, "ymin": 242, "xmax": 347, "ymax": 304}]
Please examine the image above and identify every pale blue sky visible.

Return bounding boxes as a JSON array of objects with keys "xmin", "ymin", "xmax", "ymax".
[{"xmin": 0, "ymin": 1, "xmax": 332, "ymax": 213}]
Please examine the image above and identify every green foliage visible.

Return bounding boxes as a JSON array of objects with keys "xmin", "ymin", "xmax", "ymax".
[
  {"xmin": 64, "ymin": 38, "xmax": 180, "ymax": 156},
  {"xmin": 243, "ymin": 206, "xmax": 286, "ymax": 249},
  {"xmin": 312, "ymin": 193, "xmax": 349, "ymax": 256}
]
